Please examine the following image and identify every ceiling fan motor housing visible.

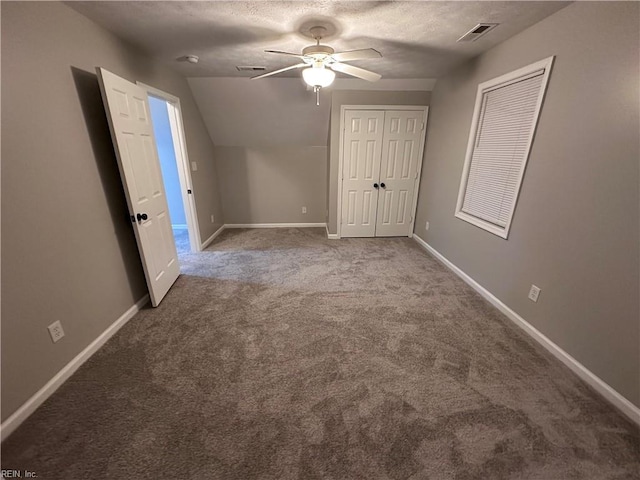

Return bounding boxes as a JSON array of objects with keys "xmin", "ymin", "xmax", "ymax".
[
  {"xmin": 302, "ymin": 44, "xmax": 335, "ymax": 62},
  {"xmin": 252, "ymin": 22, "xmax": 382, "ymax": 86}
]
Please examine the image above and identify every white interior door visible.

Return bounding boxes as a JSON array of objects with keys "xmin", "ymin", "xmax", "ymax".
[
  {"xmin": 97, "ymin": 68, "xmax": 180, "ymax": 307},
  {"xmin": 375, "ymin": 111, "xmax": 425, "ymax": 237},
  {"xmin": 340, "ymin": 110, "xmax": 385, "ymax": 238}
]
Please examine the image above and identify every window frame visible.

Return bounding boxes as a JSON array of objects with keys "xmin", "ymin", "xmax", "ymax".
[{"xmin": 454, "ymin": 56, "xmax": 554, "ymax": 239}]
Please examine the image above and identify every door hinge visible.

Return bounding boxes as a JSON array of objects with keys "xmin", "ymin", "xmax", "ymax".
[
  {"xmin": 187, "ymin": 189, "xmax": 192, "ymax": 194},
  {"xmin": 130, "ymin": 214, "xmax": 136, "ymax": 223}
]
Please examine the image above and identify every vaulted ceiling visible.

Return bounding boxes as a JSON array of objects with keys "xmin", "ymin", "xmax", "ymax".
[{"xmin": 67, "ymin": 1, "xmax": 569, "ymax": 80}]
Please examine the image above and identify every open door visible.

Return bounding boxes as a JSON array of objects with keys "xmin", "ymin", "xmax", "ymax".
[{"xmin": 97, "ymin": 67, "xmax": 180, "ymax": 306}]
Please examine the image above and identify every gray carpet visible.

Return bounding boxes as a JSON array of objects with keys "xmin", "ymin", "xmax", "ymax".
[
  {"xmin": 173, "ymin": 227, "xmax": 191, "ymax": 254},
  {"xmin": 2, "ymin": 228, "xmax": 639, "ymax": 479}
]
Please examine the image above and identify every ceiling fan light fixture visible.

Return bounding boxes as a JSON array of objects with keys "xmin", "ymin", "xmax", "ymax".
[{"xmin": 302, "ymin": 65, "xmax": 335, "ymax": 88}]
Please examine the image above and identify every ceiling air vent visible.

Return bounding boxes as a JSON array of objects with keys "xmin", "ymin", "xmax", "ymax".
[
  {"xmin": 457, "ymin": 23, "xmax": 499, "ymax": 42},
  {"xmin": 236, "ymin": 66, "xmax": 266, "ymax": 71}
]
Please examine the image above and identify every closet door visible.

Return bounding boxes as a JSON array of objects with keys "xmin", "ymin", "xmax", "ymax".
[
  {"xmin": 375, "ymin": 111, "xmax": 425, "ymax": 237},
  {"xmin": 340, "ymin": 110, "xmax": 385, "ymax": 238}
]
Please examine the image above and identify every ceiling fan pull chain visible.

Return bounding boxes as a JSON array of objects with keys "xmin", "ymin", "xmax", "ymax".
[{"xmin": 315, "ymin": 86, "xmax": 320, "ymax": 106}]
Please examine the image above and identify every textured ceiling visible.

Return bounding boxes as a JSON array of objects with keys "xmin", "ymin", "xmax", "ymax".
[{"xmin": 68, "ymin": 1, "xmax": 569, "ymax": 79}]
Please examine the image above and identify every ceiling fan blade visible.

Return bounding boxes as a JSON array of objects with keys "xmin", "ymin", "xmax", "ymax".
[
  {"xmin": 331, "ymin": 48, "xmax": 382, "ymax": 62},
  {"xmin": 265, "ymin": 50, "xmax": 306, "ymax": 59},
  {"xmin": 330, "ymin": 62, "xmax": 382, "ymax": 82},
  {"xmin": 251, "ymin": 63, "xmax": 306, "ymax": 80}
]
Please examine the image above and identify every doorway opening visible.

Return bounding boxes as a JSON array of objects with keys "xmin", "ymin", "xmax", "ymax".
[
  {"xmin": 148, "ymin": 96, "xmax": 189, "ymax": 253},
  {"xmin": 140, "ymin": 83, "xmax": 201, "ymax": 253}
]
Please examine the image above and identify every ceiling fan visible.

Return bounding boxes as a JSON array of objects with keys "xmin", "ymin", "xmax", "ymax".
[{"xmin": 251, "ymin": 26, "xmax": 383, "ymax": 105}]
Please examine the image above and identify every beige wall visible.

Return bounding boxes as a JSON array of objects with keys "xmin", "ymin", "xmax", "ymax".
[
  {"xmin": 215, "ymin": 147, "xmax": 327, "ymax": 224},
  {"xmin": 414, "ymin": 2, "xmax": 639, "ymax": 406},
  {"xmin": 187, "ymin": 78, "xmax": 432, "ymax": 229},
  {"xmin": 187, "ymin": 78, "xmax": 331, "ymax": 147},
  {"xmin": 326, "ymin": 90, "xmax": 432, "ymax": 234},
  {"xmin": 1, "ymin": 1, "xmax": 223, "ymax": 421},
  {"xmin": 188, "ymin": 78, "xmax": 331, "ymax": 225}
]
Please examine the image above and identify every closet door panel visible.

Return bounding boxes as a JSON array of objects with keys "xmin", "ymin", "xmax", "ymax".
[
  {"xmin": 341, "ymin": 110, "xmax": 384, "ymax": 237},
  {"xmin": 376, "ymin": 111, "xmax": 424, "ymax": 237}
]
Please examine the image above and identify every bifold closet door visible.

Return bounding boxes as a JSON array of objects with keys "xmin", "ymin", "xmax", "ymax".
[
  {"xmin": 340, "ymin": 109, "xmax": 426, "ymax": 238},
  {"xmin": 341, "ymin": 110, "xmax": 385, "ymax": 237},
  {"xmin": 375, "ymin": 111, "xmax": 425, "ymax": 237}
]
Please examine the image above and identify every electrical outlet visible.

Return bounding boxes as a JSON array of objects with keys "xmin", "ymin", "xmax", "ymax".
[
  {"xmin": 191, "ymin": 161, "xmax": 198, "ymax": 171},
  {"xmin": 302, "ymin": 206, "xmax": 307, "ymax": 214},
  {"xmin": 48, "ymin": 321, "xmax": 65, "ymax": 343},
  {"xmin": 210, "ymin": 214, "xmax": 215, "ymax": 223},
  {"xmin": 425, "ymin": 221, "xmax": 430, "ymax": 231},
  {"xmin": 528, "ymin": 285, "xmax": 541, "ymax": 303}
]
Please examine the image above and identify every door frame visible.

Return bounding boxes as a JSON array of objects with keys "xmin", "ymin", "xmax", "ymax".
[
  {"xmin": 137, "ymin": 82, "xmax": 202, "ymax": 252},
  {"xmin": 337, "ymin": 105, "xmax": 429, "ymax": 239}
]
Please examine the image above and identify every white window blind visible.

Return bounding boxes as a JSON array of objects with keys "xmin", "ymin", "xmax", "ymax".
[{"xmin": 455, "ymin": 57, "xmax": 553, "ymax": 238}]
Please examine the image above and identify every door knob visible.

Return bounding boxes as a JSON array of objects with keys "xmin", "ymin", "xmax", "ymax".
[
  {"xmin": 373, "ymin": 183, "xmax": 379, "ymax": 189},
  {"xmin": 380, "ymin": 182, "xmax": 386, "ymax": 189},
  {"xmin": 136, "ymin": 213, "xmax": 148, "ymax": 222}
]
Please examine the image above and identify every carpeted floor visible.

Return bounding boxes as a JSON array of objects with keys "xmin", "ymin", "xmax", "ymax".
[
  {"xmin": 173, "ymin": 227, "xmax": 191, "ymax": 254},
  {"xmin": 2, "ymin": 228, "xmax": 639, "ymax": 479}
]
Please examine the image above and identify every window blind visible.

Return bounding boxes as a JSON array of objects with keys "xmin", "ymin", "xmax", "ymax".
[{"xmin": 461, "ymin": 71, "xmax": 545, "ymax": 227}]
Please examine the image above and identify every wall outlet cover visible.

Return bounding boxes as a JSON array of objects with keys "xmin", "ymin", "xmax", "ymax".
[
  {"xmin": 425, "ymin": 221, "xmax": 430, "ymax": 230},
  {"xmin": 528, "ymin": 285, "xmax": 541, "ymax": 303},
  {"xmin": 48, "ymin": 320, "xmax": 65, "ymax": 343}
]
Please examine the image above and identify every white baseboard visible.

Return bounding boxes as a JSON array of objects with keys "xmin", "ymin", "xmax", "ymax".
[
  {"xmin": 171, "ymin": 224, "xmax": 188, "ymax": 230},
  {"xmin": 412, "ymin": 234, "xmax": 640, "ymax": 426},
  {"xmin": 1, "ymin": 295, "xmax": 150, "ymax": 442},
  {"xmin": 200, "ymin": 224, "xmax": 225, "ymax": 250},
  {"xmin": 225, "ymin": 223, "xmax": 326, "ymax": 229},
  {"xmin": 325, "ymin": 224, "xmax": 339, "ymax": 239},
  {"xmin": 200, "ymin": 224, "xmax": 327, "ymax": 249}
]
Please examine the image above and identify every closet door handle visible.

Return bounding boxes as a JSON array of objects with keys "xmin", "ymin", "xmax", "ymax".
[
  {"xmin": 373, "ymin": 183, "xmax": 379, "ymax": 189},
  {"xmin": 136, "ymin": 213, "xmax": 148, "ymax": 222},
  {"xmin": 380, "ymin": 182, "xmax": 386, "ymax": 189}
]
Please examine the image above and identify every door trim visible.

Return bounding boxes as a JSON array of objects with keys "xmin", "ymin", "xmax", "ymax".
[
  {"xmin": 137, "ymin": 82, "xmax": 202, "ymax": 252},
  {"xmin": 337, "ymin": 105, "xmax": 429, "ymax": 239}
]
